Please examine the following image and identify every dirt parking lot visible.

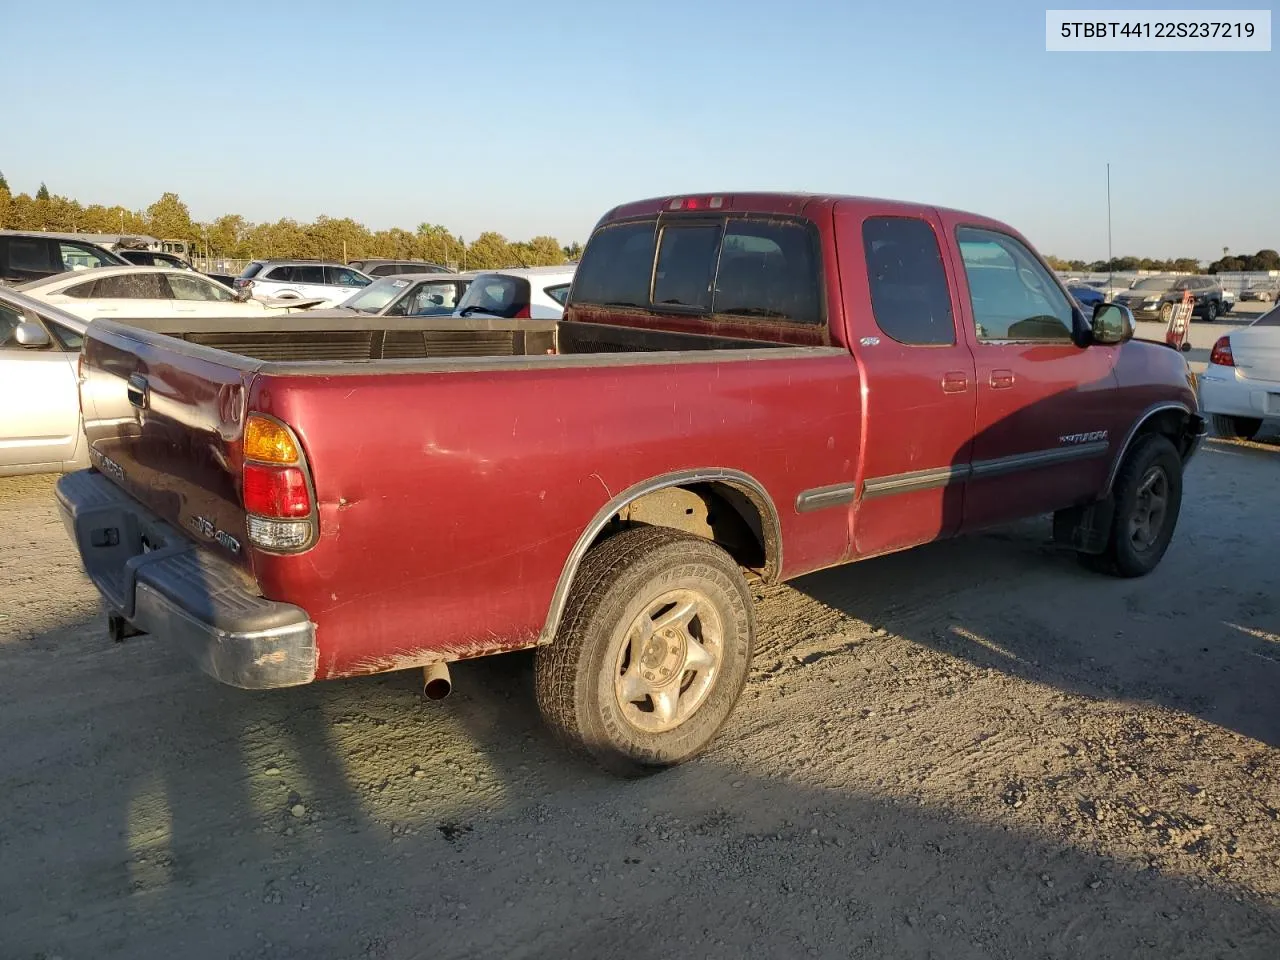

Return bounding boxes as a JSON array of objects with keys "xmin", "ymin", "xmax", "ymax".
[{"xmin": 2, "ymin": 429, "xmax": 1279, "ymax": 959}]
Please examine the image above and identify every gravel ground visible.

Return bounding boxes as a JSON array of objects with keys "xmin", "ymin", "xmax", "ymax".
[{"xmin": 2, "ymin": 429, "xmax": 1279, "ymax": 959}]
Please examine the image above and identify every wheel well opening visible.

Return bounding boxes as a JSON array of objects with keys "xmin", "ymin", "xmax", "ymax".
[
  {"xmin": 589, "ymin": 482, "xmax": 775, "ymax": 578},
  {"xmin": 1134, "ymin": 409, "xmax": 1193, "ymax": 459}
]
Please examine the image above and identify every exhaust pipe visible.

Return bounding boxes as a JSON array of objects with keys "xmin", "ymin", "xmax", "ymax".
[{"xmin": 422, "ymin": 662, "xmax": 452, "ymax": 700}]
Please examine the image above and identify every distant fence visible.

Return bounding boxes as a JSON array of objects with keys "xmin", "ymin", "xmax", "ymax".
[{"xmin": 1058, "ymin": 270, "xmax": 1279, "ymax": 296}]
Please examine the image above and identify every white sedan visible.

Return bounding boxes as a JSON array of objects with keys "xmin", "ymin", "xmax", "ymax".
[
  {"xmin": 16, "ymin": 266, "xmax": 323, "ymax": 320},
  {"xmin": 1199, "ymin": 304, "xmax": 1280, "ymax": 440},
  {"xmin": 0, "ymin": 286, "xmax": 89, "ymax": 476}
]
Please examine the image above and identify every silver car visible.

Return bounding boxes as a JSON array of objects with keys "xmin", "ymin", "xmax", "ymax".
[{"xmin": 0, "ymin": 287, "xmax": 89, "ymax": 476}]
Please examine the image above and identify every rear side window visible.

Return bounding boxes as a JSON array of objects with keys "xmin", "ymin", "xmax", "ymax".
[
  {"xmin": 264, "ymin": 265, "xmax": 293, "ymax": 281},
  {"xmin": 5, "ymin": 237, "xmax": 56, "ymax": 273},
  {"xmin": 572, "ymin": 221, "xmax": 657, "ymax": 308},
  {"xmin": 63, "ymin": 280, "xmax": 98, "ymax": 299},
  {"xmin": 369, "ymin": 264, "xmax": 397, "ymax": 276},
  {"xmin": 294, "ymin": 265, "xmax": 326, "ymax": 284},
  {"xmin": 713, "ymin": 220, "xmax": 821, "ymax": 324},
  {"xmin": 545, "ymin": 283, "xmax": 570, "ymax": 305},
  {"xmin": 93, "ymin": 274, "xmax": 170, "ymax": 299},
  {"xmin": 862, "ymin": 217, "xmax": 955, "ymax": 345}
]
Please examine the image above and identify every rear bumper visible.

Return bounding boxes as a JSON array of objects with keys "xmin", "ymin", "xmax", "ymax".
[
  {"xmin": 55, "ymin": 470, "xmax": 317, "ymax": 689},
  {"xmin": 1199, "ymin": 369, "xmax": 1280, "ymax": 421}
]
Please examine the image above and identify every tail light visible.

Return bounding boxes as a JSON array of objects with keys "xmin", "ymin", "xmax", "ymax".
[
  {"xmin": 242, "ymin": 413, "xmax": 315, "ymax": 551},
  {"xmin": 1209, "ymin": 336, "xmax": 1235, "ymax": 367},
  {"xmin": 514, "ymin": 304, "xmax": 531, "ymax": 319}
]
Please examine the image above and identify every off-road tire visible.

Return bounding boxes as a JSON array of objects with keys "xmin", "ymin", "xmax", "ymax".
[
  {"xmin": 1080, "ymin": 434, "xmax": 1183, "ymax": 578},
  {"xmin": 535, "ymin": 526, "xmax": 754, "ymax": 776},
  {"xmin": 1211, "ymin": 414, "xmax": 1262, "ymax": 441}
]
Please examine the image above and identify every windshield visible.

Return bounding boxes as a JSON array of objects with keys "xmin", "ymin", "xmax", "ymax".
[
  {"xmin": 340, "ymin": 276, "xmax": 409, "ymax": 313},
  {"xmin": 1131, "ymin": 277, "xmax": 1174, "ymax": 291}
]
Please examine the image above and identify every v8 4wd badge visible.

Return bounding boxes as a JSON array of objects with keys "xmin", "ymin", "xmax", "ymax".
[{"xmin": 188, "ymin": 515, "xmax": 242, "ymax": 554}]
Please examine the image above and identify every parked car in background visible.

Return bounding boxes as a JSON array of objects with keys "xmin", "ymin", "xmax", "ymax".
[
  {"xmin": 1066, "ymin": 282, "xmax": 1106, "ymax": 315},
  {"xmin": 454, "ymin": 266, "xmax": 576, "ymax": 318},
  {"xmin": 0, "ymin": 286, "xmax": 89, "ymax": 476},
  {"xmin": 0, "ymin": 231, "xmax": 126, "ymax": 284},
  {"xmin": 335, "ymin": 273, "xmax": 475, "ymax": 316},
  {"xmin": 347, "ymin": 259, "xmax": 449, "ymax": 278},
  {"xmin": 1240, "ymin": 279, "xmax": 1279, "ymax": 302},
  {"xmin": 117, "ymin": 249, "xmax": 192, "ymax": 270},
  {"xmin": 1114, "ymin": 275, "xmax": 1226, "ymax": 322},
  {"xmin": 1199, "ymin": 304, "xmax": 1280, "ymax": 441},
  {"xmin": 234, "ymin": 260, "xmax": 372, "ymax": 306},
  {"xmin": 57, "ymin": 191, "xmax": 1203, "ymax": 773},
  {"xmin": 1221, "ymin": 287, "xmax": 1236, "ymax": 314},
  {"xmin": 19, "ymin": 267, "xmax": 324, "ymax": 320}
]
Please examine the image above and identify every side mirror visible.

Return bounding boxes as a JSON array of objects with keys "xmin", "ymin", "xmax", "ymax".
[
  {"xmin": 14, "ymin": 321, "xmax": 52, "ymax": 348},
  {"xmin": 1091, "ymin": 302, "xmax": 1134, "ymax": 346}
]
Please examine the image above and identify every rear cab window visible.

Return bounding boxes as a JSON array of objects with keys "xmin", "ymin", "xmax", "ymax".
[
  {"xmin": 571, "ymin": 214, "xmax": 823, "ymax": 327},
  {"xmin": 862, "ymin": 217, "xmax": 955, "ymax": 345}
]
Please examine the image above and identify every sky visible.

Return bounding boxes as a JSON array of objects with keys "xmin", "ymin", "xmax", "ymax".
[{"xmin": 2, "ymin": 0, "xmax": 1276, "ymax": 261}]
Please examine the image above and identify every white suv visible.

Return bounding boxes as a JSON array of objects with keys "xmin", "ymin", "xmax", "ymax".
[{"xmin": 234, "ymin": 260, "xmax": 372, "ymax": 306}]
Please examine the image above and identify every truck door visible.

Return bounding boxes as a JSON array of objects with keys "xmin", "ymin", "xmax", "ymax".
[
  {"xmin": 836, "ymin": 204, "xmax": 977, "ymax": 557},
  {"xmin": 942, "ymin": 220, "xmax": 1122, "ymax": 531}
]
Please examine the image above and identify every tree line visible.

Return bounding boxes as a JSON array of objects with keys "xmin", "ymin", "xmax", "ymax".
[
  {"xmin": 1043, "ymin": 250, "xmax": 1279, "ymax": 275},
  {"xmin": 0, "ymin": 175, "xmax": 582, "ymax": 270}
]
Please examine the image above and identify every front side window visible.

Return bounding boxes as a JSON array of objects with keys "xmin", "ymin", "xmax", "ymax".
[
  {"xmin": 712, "ymin": 219, "xmax": 821, "ymax": 324},
  {"xmin": 571, "ymin": 220, "xmax": 657, "ymax": 308},
  {"xmin": 407, "ymin": 281, "xmax": 461, "ymax": 315},
  {"xmin": 169, "ymin": 273, "xmax": 234, "ymax": 302},
  {"xmin": 92, "ymin": 274, "xmax": 170, "ymax": 299},
  {"xmin": 957, "ymin": 228, "xmax": 1074, "ymax": 342},
  {"xmin": 862, "ymin": 217, "xmax": 954, "ymax": 345},
  {"xmin": 59, "ymin": 242, "xmax": 117, "ymax": 271},
  {"xmin": 326, "ymin": 266, "xmax": 369, "ymax": 287},
  {"xmin": 0, "ymin": 303, "xmax": 26, "ymax": 348}
]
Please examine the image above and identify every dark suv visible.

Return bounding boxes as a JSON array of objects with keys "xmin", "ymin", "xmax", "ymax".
[
  {"xmin": 346, "ymin": 259, "xmax": 448, "ymax": 278},
  {"xmin": 1114, "ymin": 275, "xmax": 1226, "ymax": 322},
  {"xmin": 0, "ymin": 231, "xmax": 125, "ymax": 284}
]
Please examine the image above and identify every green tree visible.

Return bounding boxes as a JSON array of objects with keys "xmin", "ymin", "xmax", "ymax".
[
  {"xmin": 146, "ymin": 192, "xmax": 194, "ymax": 241},
  {"xmin": 466, "ymin": 231, "xmax": 515, "ymax": 269},
  {"xmin": 1253, "ymin": 249, "xmax": 1280, "ymax": 271},
  {"xmin": 35, "ymin": 182, "xmax": 50, "ymax": 201},
  {"xmin": 206, "ymin": 214, "xmax": 251, "ymax": 258},
  {"xmin": 0, "ymin": 170, "xmax": 8, "ymax": 192},
  {"xmin": 563, "ymin": 241, "xmax": 583, "ymax": 260}
]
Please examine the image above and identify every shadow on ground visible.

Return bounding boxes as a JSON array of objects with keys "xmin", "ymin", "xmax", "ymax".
[{"xmin": 0, "ymin": 622, "xmax": 1277, "ymax": 960}]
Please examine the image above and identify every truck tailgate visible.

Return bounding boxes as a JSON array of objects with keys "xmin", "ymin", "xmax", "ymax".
[{"xmin": 80, "ymin": 319, "xmax": 260, "ymax": 579}]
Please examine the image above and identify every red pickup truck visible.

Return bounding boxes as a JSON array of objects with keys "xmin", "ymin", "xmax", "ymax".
[{"xmin": 57, "ymin": 192, "xmax": 1203, "ymax": 773}]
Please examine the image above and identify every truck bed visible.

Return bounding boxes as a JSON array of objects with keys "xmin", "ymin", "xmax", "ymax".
[{"xmin": 105, "ymin": 314, "xmax": 800, "ymax": 366}]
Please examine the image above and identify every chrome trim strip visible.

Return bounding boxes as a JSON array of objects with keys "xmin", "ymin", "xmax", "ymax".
[
  {"xmin": 860, "ymin": 441, "xmax": 1111, "ymax": 501},
  {"xmin": 539, "ymin": 468, "xmax": 782, "ymax": 646},
  {"xmin": 861, "ymin": 464, "xmax": 967, "ymax": 500},
  {"xmin": 795, "ymin": 482, "xmax": 856, "ymax": 513},
  {"xmin": 969, "ymin": 440, "xmax": 1110, "ymax": 479}
]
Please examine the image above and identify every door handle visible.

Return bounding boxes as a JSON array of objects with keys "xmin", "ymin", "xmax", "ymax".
[
  {"xmin": 989, "ymin": 369, "xmax": 1016, "ymax": 389},
  {"xmin": 126, "ymin": 373, "xmax": 149, "ymax": 409},
  {"xmin": 941, "ymin": 372, "xmax": 969, "ymax": 393}
]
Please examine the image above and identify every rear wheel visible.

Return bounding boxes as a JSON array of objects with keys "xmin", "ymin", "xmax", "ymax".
[
  {"xmin": 535, "ymin": 526, "xmax": 754, "ymax": 775},
  {"xmin": 1080, "ymin": 434, "xmax": 1183, "ymax": 578},
  {"xmin": 1211, "ymin": 414, "xmax": 1262, "ymax": 441}
]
